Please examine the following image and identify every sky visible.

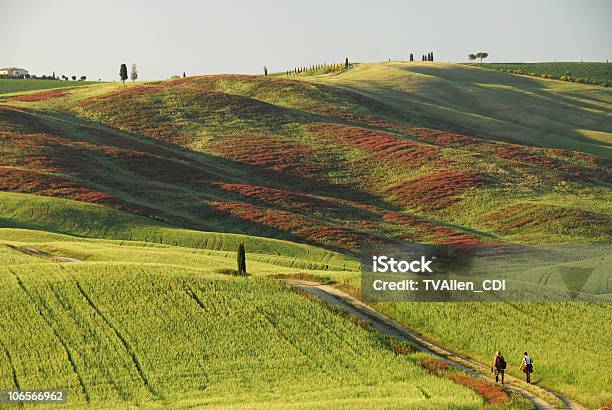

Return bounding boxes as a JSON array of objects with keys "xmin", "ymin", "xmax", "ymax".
[{"xmin": 2, "ymin": 0, "xmax": 611, "ymax": 81}]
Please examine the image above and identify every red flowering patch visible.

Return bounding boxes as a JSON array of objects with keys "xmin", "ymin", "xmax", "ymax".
[
  {"xmin": 312, "ymin": 124, "xmax": 440, "ymax": 170},
  {"xmin": 565, "ymin": 150, "xmax": 610, "ymax": 167},
  {"xmin": 480, "ymin": 203, "xmax": 610, "ymax": 237},
  {"xmin": 0, "ymin": 167, "xmax": 113, "ymax": 203},
  {"xmin": 409, "ymin": 128, "xmax": 483, "ymax": 147},
  {"xmin": 421, "ymin": 358, "xmax": 508, "ymax": 405},
  {"xmin": 495, "ymin": 146, "xmax": 610, "ymax": 182},
  {"xmin": 11, "ymin": 90, "xmax": 69, "ymax": 102},
  {"xmin": 388, "ymin": 338, "xmax": 414, "ymax": 355},
  {"xmin": 212, "ymin": 133, "xmax": 325, "ymax": 178},
  {"xmin": 380, "ymin": 210, "xmax": 483, "ymax": 246},
  {"xmin": 212, "ymin": 201, "xmax": 316, "ymax": 230},
  {"xmin": 421, "ymin": 358, "xmax": 451, "ymax": 374},
  {"xmin": 387, "ymin": 171, "xmax": 486, "ymax": 211},
  {"xmin": 446, "ymin": 373, "xmax": 508, "ymax": 405},
  {"xmin": 429, "ymin": 227, "xmax": 484, "ymax": 249},
  {"xmin": 216, "ymin": 183, "xmax": 323, "ymax": 209},
  {"xmin": 211, "ymin": 201, "xmax": 383, "ymax": 251},
  {"xmin": 496, "ymin": 146, "xmax": 560, "ymax": 168}
]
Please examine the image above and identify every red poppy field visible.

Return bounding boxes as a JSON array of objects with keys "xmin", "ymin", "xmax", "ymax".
[{"xmin": 1, "ymin": 72, "xmax": 610, "ymax": 253}]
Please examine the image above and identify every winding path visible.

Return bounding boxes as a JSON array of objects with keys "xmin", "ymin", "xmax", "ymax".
[{"xmin": 284, "ymin": 279, "xmax": 585, "ymax": 410}]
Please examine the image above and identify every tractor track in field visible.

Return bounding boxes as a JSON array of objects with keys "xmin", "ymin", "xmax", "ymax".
[
  {"xmin": 284, "ymin": 279, "xmax": 585, "ymax": 410},
  {"xmin": 5, "ymin": 244, "xmax": 81, "ymax": 262}
]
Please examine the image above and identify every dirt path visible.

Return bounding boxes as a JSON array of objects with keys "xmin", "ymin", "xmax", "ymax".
[
  {"xmin": 7, "ymin": 245, "xmax": 81, "ymax": 263},
  {"xmin": 284, "ymin": 279, "xmax": 585, "ymax": 410}
]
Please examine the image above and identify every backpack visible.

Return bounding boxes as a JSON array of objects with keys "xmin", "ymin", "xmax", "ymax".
[{"xmin": 498, "ymin": 356, "xmax": 506, "ymax": 370}]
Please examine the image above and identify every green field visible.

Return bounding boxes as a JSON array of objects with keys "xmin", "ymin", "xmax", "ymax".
[
  {"xmin": 0, "ymin": 192, "xmax": 357, "ymax": 272},
  {"xmin": 468, "ymin": 62, "xmax": 612, "ymax": 85},
  {"xmin": 0, "ymin": 61, "xmax": 610, "ymax": 408},
  {"xmin": 0, "ymin": 79, "xmax": 98, "ymax": 95},
  {"xmin": 1, "ymin": 226, "xmax": 535, "ymax": 409}
]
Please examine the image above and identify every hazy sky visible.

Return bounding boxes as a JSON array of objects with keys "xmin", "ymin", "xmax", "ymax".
[{"xmin": 2, "ymin": 0, "xmax": 611, "ymax": 80}]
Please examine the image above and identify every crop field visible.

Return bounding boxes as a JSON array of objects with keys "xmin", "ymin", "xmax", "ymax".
[
  {"xmin": 469, "ymin": 62, "xmax": 612, "ymax": 85},
  {"xmin": 0, "ymin": 227, "xmax": 534, "ymax": 409},
  {"xmin": 376, "ymin": 301, "xmax": 612, "ymax": 408},
  {"xmin": 304, "ymin": 242, "xmax": 612, "ymax": 408},
  {"xmin": 0, "ymin": 79, "xmax": 97, "ymax": 95},
  {"xmin": 0, "ymin": 192, "xmax": 358, "ymax": 271},
  {"xmin": 0, "ymin": 61, "xmax": 610, "ymax": 408}
]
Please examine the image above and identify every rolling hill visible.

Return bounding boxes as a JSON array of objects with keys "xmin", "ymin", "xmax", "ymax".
[
  {"xmin": 314, "ymin": 62, "xmax": 612, "ymax": 157},
  {"xmin": 1, "ymin": 61, "xmax": 610, "ymax": 408},
  {"xmin": 1, "ymin": 231, "xmax": 497, "ymax": 409},
  {"xmin": 1, "ymin": 65, "xmax": 610, "ymax": 251},
  {"xmin": 0, "ymin": 79, "xmax": 98, "ymax": 95}
]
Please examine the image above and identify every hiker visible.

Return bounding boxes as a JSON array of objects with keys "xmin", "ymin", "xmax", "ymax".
[
  {"xmin": 491, "ymin": 351, "xmax": 506, "ymax": 384},
  {"xmin": 520, "ymin": 352, "xmax": 534, "ymax": 383}
]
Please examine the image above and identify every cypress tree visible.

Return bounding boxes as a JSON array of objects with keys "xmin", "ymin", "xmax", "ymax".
[
  {"xmin": 345, "ymin": 57, "xmax": 349, "ymax": 68},
  {"xmin": 119, "ymin": 63, "xmax": 128, "ymax": 84},
  {"xmin": 237, "ymin": 243, "xmax": 246, "ymax": 275},
  {"xmin": 431, "ymin": 51, "xmax": 434, "ymax": 61}
]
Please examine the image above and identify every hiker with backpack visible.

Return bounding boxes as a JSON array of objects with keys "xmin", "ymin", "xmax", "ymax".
[
  {"xmin": 491, "ymin": 351, "xmax": 506, "ymax": 384},
  {"xmin": 520, "ymin": 352, "xmax": 534, "ymax": 383}
]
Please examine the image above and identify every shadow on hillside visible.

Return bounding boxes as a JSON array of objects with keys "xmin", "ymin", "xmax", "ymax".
[
  {"xmin": 3, "ymin": 107, "xmax": 420, "ymax": 254},
  {"xmin": 410, "ymin": 65, "xmax": 611, "ymax": 112},
  {"xmin": 397, "ymin": 65, "xmax": 612, "ymax": 157}
]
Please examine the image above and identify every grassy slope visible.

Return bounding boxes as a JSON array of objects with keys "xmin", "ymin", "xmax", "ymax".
[
  {"xmin": 312, "ymin": 64, "xmax": 612, "ymax": 407},
  {"xmin": 0, "ymin": 243, "xmax": 481, "ymax": 408},
  {"xmin": 0, "ymin": 79, "xmax": 98, "ymax": 95},
  {"xmin": 0, "ymin": 230, "xmax": 492, "ymax": 409},
  {"xmin": 0, "ymin": 192, "xmax": 357, "ymax": 271},
  {"xmin": 1, "ymin": 72, "xmax": 609, "ymax": 251},
  {"xmin": 312, "ymin": 62, "xmax": 612, "ymax": 157},
  {"xmin": 0, "ymin": 63, "xmax": 610, "ymax": 407}
]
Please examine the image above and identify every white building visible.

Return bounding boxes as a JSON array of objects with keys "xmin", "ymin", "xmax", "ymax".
[{"xmin": 0, "ymin": 67, "xmax": 29, "ymax": 77}]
